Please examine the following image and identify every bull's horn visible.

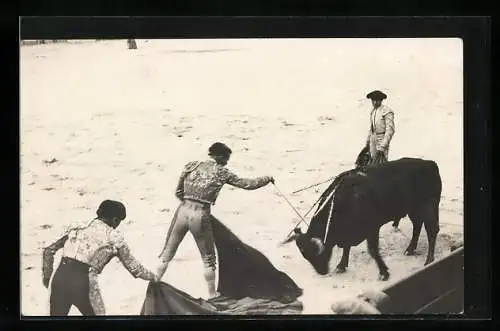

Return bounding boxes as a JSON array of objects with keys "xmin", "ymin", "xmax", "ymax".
[
  {"xmin": 279, "ymin": 233, "xmax": 299, "ymax": 246},
  {"xmin": 279, "ymin": 227, "xmax": 303, "ymax": 246},
  {"xmin": 311, "ymin": 238, "xmax": 325, "ymax": 255}
]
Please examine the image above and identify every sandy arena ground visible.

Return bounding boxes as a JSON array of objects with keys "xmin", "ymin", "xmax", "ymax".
[{"xmin": 20, "ymin": 39, "xmax": 464, "ymax": 315}]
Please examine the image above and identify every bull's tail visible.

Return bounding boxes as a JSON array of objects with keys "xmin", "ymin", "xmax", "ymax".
[
  {"xmin": 432, "ymin": 161, "xmax": 443, "ymax": 199},
  {"xmin": 428, "ymin": 160, "xmax": 442, "ymax": 233}
]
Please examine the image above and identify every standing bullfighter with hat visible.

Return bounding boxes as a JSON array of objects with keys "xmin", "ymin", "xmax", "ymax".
[{"xmin": 365, "ymin": 90, "xmax": 395, "ymax": 166}]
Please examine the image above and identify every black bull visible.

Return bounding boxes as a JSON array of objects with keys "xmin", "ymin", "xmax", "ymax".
[{"xmin": 285, "ymin": 158, "xmax": 442, "ymax": 281}]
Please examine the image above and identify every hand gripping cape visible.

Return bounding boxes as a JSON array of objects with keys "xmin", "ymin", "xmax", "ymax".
[{"xmin": 140, "ymin": 217, "xmax": 303, "ymax": 315}]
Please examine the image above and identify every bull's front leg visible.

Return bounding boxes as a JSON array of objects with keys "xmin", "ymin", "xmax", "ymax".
[
  {"xmin": 367, "ymin": 230, "xmax": 390, "ymax": 281},
  {"xmin": 335, "ymin": 246, "xmax": 351, "ymax": 273}
]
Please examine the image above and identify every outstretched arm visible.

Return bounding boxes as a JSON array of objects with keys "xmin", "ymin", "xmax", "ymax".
[
  {"xmin": 225, "ymin": 169, "xmax": 272, "ymax": 190},
  {"xmin": 42, "ymin": 235, "xmax": 68, "ymax": 288},
  {"xmin": 117, "ymin": 245, "xmax": 157, "ymax": 281},
  {"xmin": 112, "ymin": 232, "xmax": 156, "ymax": 281}
]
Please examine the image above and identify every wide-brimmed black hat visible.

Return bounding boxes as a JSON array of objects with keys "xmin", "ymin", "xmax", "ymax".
[
  {"xmin": 97, "ymin": 200, "xmax": 127, "ymax": 221},
  {"xmin": 366, "ymin": 90, "xmax": 387, "ymax": 101},
  {"xmin": 208, "ymin": 142, "xmax": 232, "ymax": 157}
]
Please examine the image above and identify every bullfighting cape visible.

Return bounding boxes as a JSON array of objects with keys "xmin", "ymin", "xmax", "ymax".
[{"xmin": 140, "ymin": 217, "xmax": 303, "ymax": 315}]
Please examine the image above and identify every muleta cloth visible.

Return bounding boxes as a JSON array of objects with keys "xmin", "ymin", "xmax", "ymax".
[
  {"xmin": 140, "ymin": 217, "xmax": 303, "ymax": 315},
  {"xmin": 366, "ymin": 90, "xmax": 387, "ymax": 101}
]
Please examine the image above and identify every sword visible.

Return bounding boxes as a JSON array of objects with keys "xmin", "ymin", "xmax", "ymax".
[
  {"xmin": 272, "ymin": 183, "xmax": 309, "ymax": 228},
  {"xmin": 291, "ymin": 176, "xmax": 337, "ymax": 195}
]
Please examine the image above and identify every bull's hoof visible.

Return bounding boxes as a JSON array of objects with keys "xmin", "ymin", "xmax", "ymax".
[
  {"xmin": 404, "ymin": 249, "xmax": 416, "ymax": 256},
  {"xmin": 392, "ymin": 227, "xmax": 401, "ymax": 233},
  {"xmin": 378, "ymin": 271, "xmax": 390, "ymax": 281},
  {"xmin": 335, "ymin": 266, "xmax": 347, "ymax": 274},
  {"xmin": 424, "ymin": 258, "xmax": 434, "ymax": 266}
]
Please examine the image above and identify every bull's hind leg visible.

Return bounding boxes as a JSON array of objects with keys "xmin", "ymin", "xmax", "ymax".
[
  {"xmin": 423, "ymin": 202, "xmax": 440, "ymax": 265},
  {"xmin": 366, "ymin": 229, "xmax": 390, "ymax": 281},
  {"xmin": 335, "ymin": 246, "xmax": 351, "ymax": 273},
  {"xmin": 404, "ymin": 212, "xmax": 424, "ymax": 256}
]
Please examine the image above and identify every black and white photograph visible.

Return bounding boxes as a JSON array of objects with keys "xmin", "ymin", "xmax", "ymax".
[{"xmin": 20, "ymin": 26, "xmax": 470, "ymax": 316}]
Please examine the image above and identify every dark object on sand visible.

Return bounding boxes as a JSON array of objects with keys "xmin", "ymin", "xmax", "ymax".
[
  {"xmin": 127, "ymin": 39, "xmax": 138, "ymax": 50},
  {"xmin": 140, "ymin": 217, "xmax": 303, "ymax": 315},
  {"xmin": 383, "ymin": 246, "xmax": 464, "ymax": 314}
]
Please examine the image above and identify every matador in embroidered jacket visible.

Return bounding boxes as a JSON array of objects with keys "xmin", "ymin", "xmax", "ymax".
[
  {"xmin": 42, "ymin": 200, "xmax": 157, "ymax": 316},
  {"xmin": 156, "ymin": 142, "xmax": 274, "ymax": 299}
]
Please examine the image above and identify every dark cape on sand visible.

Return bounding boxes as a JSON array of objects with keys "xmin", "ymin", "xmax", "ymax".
[{"xmin": 140, "ymin": 217, "xmax": 303, "ymax": 315}]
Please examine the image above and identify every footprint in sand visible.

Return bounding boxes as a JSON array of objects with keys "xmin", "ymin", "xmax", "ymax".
[
  {"xmin": 42, "ymin": 158, "xmax": 58, "ymax": 165},
  {"xmin": 317, "ymin": 116, "xmax": 335, "ymax": 122},
  {"xmin": 51, "ymin": 174, "xmax": 70, "ymax": 182},
  {"xmin": 76, "ymin": 188, "xmax": 87, "ymax": 196}
]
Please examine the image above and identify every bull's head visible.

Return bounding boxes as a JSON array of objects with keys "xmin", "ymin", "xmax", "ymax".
[{"xmin": 282, "ymin": 228, "xmax": 331, "ymax": 275}]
